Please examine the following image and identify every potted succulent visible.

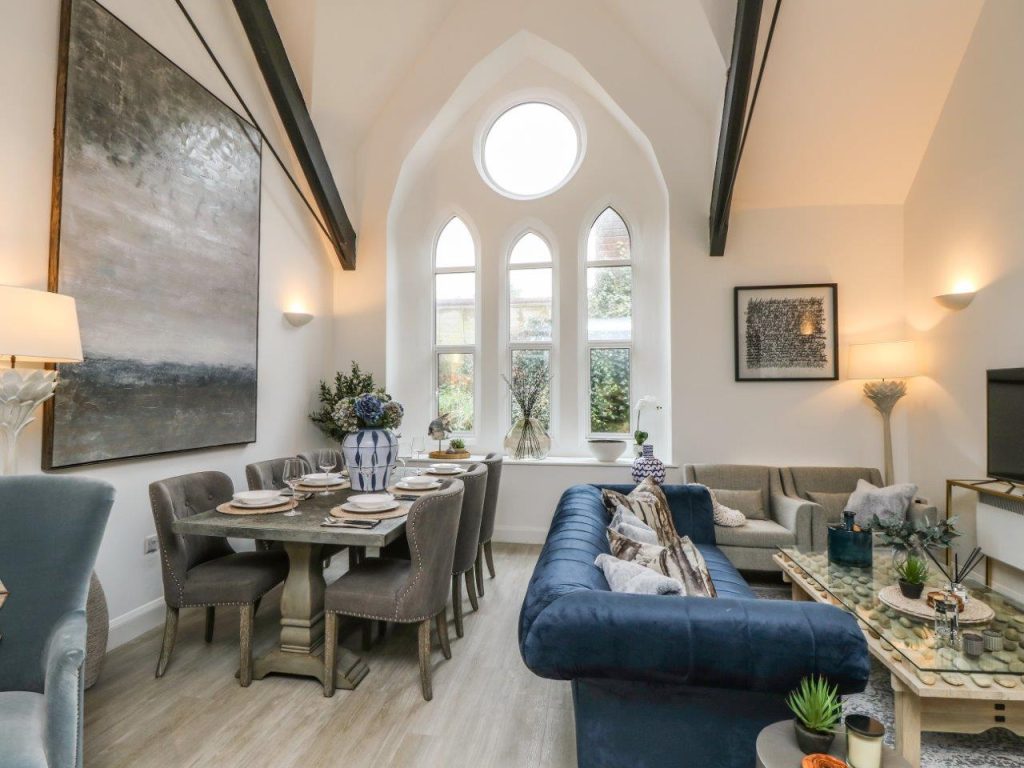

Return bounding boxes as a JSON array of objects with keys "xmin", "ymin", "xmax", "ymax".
[
  {"xmin": 448, "ymin": 438, "xmax": 465, "ymax": 452},
  {"xmin": 895, "ymin": 554, "xmax": 928, "ymax": 599},
  {"xmin": 786, "ymin": 675, "xmax": 843, "ymax": 755}
]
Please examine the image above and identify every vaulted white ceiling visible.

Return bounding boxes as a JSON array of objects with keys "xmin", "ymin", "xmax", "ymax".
[{"xmin": 733, "ymin": 0, "xmax": 984, "ymax": 209}]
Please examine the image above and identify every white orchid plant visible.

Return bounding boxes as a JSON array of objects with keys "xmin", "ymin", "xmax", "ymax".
[{"xmin": 633, "ymin": 395, "xmax": 663, "ymax": 446}]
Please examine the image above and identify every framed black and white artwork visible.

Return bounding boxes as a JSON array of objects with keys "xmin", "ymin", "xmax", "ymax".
[{"xmin": 734, "ymin": 284, "xmax": 838, "ymax": 382}]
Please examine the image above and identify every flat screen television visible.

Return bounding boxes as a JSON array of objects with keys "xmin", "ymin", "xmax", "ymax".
[{"xmin": 987, "ymin": 367, "xmax": 1024, "ymax": 482}]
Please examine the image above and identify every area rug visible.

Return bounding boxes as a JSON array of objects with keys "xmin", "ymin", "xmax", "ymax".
[{"xmin": 749, "ymin": 575, "xmax": 1024, "ymax": 767}]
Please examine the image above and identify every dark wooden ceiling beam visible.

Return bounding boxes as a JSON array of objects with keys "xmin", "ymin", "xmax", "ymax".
[
  {"xmin": 233, "ymin": 0, "xmax": 356, "ymax": 270},
  {"xmin": 709, "ymin": 0, "xmax": 764, "ymax": 257}
]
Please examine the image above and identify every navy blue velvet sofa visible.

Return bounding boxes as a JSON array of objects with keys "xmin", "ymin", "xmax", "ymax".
[{"xmin": 519, "ymin": 484, "xmax": 870, "ymax": 768}]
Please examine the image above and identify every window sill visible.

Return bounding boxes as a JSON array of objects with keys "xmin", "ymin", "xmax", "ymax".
[{"xmin": 406, "ymin": 455, "xmax": 678, "ymax": 469}]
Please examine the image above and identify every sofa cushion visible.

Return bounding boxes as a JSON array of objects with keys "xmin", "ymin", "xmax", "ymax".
[
  {"xmin": 713, "ymin": 519, "xmax": 796, "ymax": 549},
  {"xmin": 0, "ymin": 691, "xmax": 46, "ymax": 768},
  {"xmin": 602, "ymin": 477, "xmax": 677, "ymax": 545},
  {"xmin": 846, "ymin": 479, "xmax": 917, "ymax": 528},
  {"xmin": 595, "ymin": 553, "xmax": 683, "ymax": 595},
  {"xmin": 712, "ymin": 488, "xmax": 767, "ymax": 520},
  {"xmin": 696, "ymin": 544, "xmax": 756, "ymax": 600},
  {"xmin": 607, "ymin": 528, "xmax": 716, "ymax": 597},
  {"xmin": 609, "ymin": 505, "xmax": 659, "ymax": 545},
  {"xmin": 807, "ymin": 491, "xmax": 850, "ymax": 525}
]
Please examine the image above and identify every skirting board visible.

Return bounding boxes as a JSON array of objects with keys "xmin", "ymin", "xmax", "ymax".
[{"xmin": 108, "ymin": 597, "xmax": 165, "ymax": 650}]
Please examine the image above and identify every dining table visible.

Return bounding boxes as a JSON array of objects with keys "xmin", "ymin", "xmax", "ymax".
[{"xmin": 171, "ymin": 486, "xmax": 415, "ymax": 689}]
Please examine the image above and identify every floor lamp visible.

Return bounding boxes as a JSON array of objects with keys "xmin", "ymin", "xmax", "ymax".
[
  {"xmin": 0, "ymin": 286, "xmax": 83, "ymax": 475},
  {"xmin": 848, "ymin": 341, "xmax": 919, "ymax": 486}
]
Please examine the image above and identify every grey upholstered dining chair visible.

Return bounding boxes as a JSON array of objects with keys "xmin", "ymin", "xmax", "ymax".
[
  {"xmin": 474, "ymin": 452, "xmax": 504, "ymax": 596},
  {"xmin": 323, "ymin": 480, "xmax": 465, "ymax": 701},
  {"xmin": 0, "ymin": 475, "xmax": 114, "ymax": 768},
  {"xmin": 149, "ymin": 471, "xmax": 288, "ymax": 685},
  {"xmin": 298, "ymin": 448, "xmax": 344, "ymax": 475}
]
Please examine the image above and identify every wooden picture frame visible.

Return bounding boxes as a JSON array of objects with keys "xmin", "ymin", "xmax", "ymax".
[
  {"xmin": 44, "ymin": 0, "xmax": 262, "ymax": 469},
  {"xmin": 734, "ymin": 283, "xmax": 838, "ymax": 382}
]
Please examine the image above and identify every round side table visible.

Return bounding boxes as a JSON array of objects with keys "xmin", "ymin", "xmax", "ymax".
[{"xmin": 756, "ymin": 721, "xmax": 911, "ymax": 768}]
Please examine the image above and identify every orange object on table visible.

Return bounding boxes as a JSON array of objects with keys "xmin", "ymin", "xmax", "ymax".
[{"xmin": 801, "ymin": 755, "xmax": 845, "ymax": 768}]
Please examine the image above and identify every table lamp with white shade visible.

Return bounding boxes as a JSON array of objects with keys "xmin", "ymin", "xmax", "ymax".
[
  {"xmin": 848, "ymin": 340, "xmax": 918, "ymax": 486},
  {"xmin": 0, "ymin": 286, "xmax": 83, "ymax": 474}
]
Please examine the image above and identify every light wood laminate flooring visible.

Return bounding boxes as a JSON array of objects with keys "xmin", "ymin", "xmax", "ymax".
[{"xmin": 85, "ymin": 543, "xmax": 575, "ymax": 768}]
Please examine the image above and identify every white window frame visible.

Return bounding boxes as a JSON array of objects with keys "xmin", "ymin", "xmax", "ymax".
[
  {"xmin": 432, "ymin": 214, "xmax": 480, "ymax": 438},
  {"xmin": 580, "ymin": 206, "xmax": 634, "ymax": 440},
  {"xmin": 504, "ymin": 229, "xmax": 558, "ymax": 441}
]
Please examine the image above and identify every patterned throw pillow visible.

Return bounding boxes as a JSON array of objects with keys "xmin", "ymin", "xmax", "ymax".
[
  {"xmin": 602, "ymin": 477, "xmax": 676, "ymax": 546},
  {"xmin": 609, "ymin": 504, "xmax": 660, "ymax": 545},
  {"xmin": 607, "ymin": 527, "xmax": 717, "ymax": 598},
  {"xmin": 690, "ymin": 484, "xmax": 746, "ymax": 527}
]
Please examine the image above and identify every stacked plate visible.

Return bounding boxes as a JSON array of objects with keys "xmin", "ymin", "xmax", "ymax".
[
  {"xmin": 395, "ymin": 474, "xmax": 442, "ymax": 491},
  {"xmin": 231, "ymin": 490, "xmax": 288, "ymax": 509},
  {"xmin": 300, "ymin": 473, "xmax": 346, "ymax": 487},
  {"xmin": 427, "ymin": 463, "xmax": 465, "ymax": 476},
  {"xmin": 340, "ymin": 493, "xmax": 400, "ymax": 514}
]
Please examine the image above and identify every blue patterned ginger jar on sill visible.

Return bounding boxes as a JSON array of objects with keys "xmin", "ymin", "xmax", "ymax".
[
  {"xmin": 631, "ymin": 444, "xmax": 665, "ymax": 484},
  {"xmin": 341, "ymin": 428, "xmax": 399, "ymax": 491}
]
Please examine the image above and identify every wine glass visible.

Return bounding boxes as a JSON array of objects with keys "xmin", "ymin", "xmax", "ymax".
[
  {"xmin": 282, "ymin": 458, "xmax": 304, "ymax": 516},
  {"xmin": 316, "ymin": 448, "xmax": 336, "ymax": 495},
  {"xmin": 411, "ymin": 437, "xmax": 426, "ymax": 461}
]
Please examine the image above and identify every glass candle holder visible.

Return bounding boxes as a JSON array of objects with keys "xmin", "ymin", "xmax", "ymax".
[{"xmin": 845, "ymin": 715, "xmax": 885, "ymax": 768}]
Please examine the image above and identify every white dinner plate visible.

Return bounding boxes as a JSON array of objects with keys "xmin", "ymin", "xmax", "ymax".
[
  {"xmin": 231, "ymin": 495, "xmax": 289, "ymax": 509},
  {"xmin": 301, "ymin": 473, "xmax": 344, "ymax": 486},
  {"xmin": 396, "ymin": 479, "xmax": 442, "ymax": 491},
  {"xmin": 233, "ymin": 490, "xmax": 281, "ymax": 504},
  {"xmin": 347, "ymin": 493, "xmax": 395, "ymax": 510},
  {"xmin": 428, "ymin": 464, "xmax": 464, "ymax": 475},
  {"xmin": 339, "ymin": 500, "xmax": 401, "ymax": 514}
]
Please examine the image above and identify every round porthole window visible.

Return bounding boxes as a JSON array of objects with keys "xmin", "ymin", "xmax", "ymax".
[{"xmin": 481, "ymin": 101, "xmax": 582, "ymax": 199}]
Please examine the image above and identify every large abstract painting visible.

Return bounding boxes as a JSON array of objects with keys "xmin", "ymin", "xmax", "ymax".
[
  {"xmin": 44, "ymin": 0, "xmax": 261, "ymax": 468},
  {"xmin": 734, "ymin": 284, "xmax": 838, "ymax": 382}
]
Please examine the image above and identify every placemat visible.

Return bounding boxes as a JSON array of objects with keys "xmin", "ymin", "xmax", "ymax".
[
  {"xmin": 877, "ymin": 585, "xmax": 995, "ymax": 625},
  {"xmin": 329, "ymin": 504, "xmax": 409, "ymax": 521},
  {"xmin": 216, "ymin": 499, "xmax": 298, "ymax": 516}
]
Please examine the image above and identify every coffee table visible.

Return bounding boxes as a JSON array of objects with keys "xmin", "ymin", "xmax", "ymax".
[
  {"xmin": 775, "ymin": 546, "xmax": 1024, "ymax": 767},
  {"xmin": 756, "ymin": 720, "xmax": 910, "ymax": 768}
]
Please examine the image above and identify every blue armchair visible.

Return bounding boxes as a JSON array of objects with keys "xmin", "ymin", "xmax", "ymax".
[
  {"xmin": 519, "ymin": 484, "xmax": 869, "ymax": 768},
  {"xmin": 0, "ymin": 476, "xmax": 114, "ymax": 768}
]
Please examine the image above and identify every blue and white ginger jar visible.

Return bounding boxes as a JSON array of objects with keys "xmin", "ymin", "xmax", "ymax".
[
  {"xmin": 631, "ymin": 444, "xmax": 665, "ymax": 484},
  {"xmin": 341, "ymin": 428, "xmax": 399, "ymax": 491}
]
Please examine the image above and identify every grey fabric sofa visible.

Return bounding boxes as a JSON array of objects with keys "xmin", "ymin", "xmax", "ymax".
[
  {"xmin": 683, "ymin": 464, "xmax": 820, "ymax": 571},
  {"xmin": 781, "ymin": 466, "xmax": 939, "ymax": 544}
]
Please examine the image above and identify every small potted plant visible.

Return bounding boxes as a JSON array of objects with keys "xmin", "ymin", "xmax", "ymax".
[
  {"xmin": 895, "ymin": 554, "xmax": 928, "ymax": 599},
  {"xmin": 448, "ymin": 438, "xmax": 466, "ymax": 455},
  {"xmin": 786, "ymin": 675, "xmax": 842, "ymax": 755}
]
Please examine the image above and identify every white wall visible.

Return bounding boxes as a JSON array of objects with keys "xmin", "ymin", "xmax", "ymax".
[
  {"xmin": 387, "ymin": 60, "xmax": 671, "ymax": 458},
  {"xmin": 1, "ymin": 0, "xmax": 340, "ymax": 645},
  {"xmin": 903, "ymin": 0, "xmax": 1024, "ymax": 598},
  {"xmin": 675, "ymin": 204, "xmax": 908, "ymax": 475}
]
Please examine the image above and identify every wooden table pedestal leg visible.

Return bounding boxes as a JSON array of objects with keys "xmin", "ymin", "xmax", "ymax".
[
  {"xmin": 251, "ymin": 541, "xmax": 369, "ymax": 689},
  {"xmin": 892, "ymin": 675, "xmax": 922, "ymax": 768}
]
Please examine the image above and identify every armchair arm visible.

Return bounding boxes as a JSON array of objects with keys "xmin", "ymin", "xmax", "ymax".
[
  {"xmin": 520, "ymin": 590, "xmax": 868, "ymax": 696},
  {"xmin": 44, "ymin": 610, "xmax": 87, "ymax": 768},
  {"xmin": 772, "ymin": 494, "xmax": 824, "ymax": 550}
]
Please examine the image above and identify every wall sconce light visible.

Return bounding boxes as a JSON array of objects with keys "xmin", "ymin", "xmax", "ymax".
[
  {"xmin": 283, "ymin": 311, "xmax": 313, "ymax": 327},
  {"xmin": 934, "ymin": 291, "xmax": 976, "ymax": 311},
  {"xmin": 934, "ymin": 280, "xmax": 977, "ymax": 311}
]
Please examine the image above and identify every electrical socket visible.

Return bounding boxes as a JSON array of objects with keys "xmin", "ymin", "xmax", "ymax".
[{"xmin": 144, "ymin": 534, "xmax": 158, "ymax": 555}]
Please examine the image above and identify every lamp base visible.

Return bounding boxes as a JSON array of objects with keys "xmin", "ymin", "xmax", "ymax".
[{"xmin": 0, "ymin": 369, "xmax": 58, "ymax": 475}]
